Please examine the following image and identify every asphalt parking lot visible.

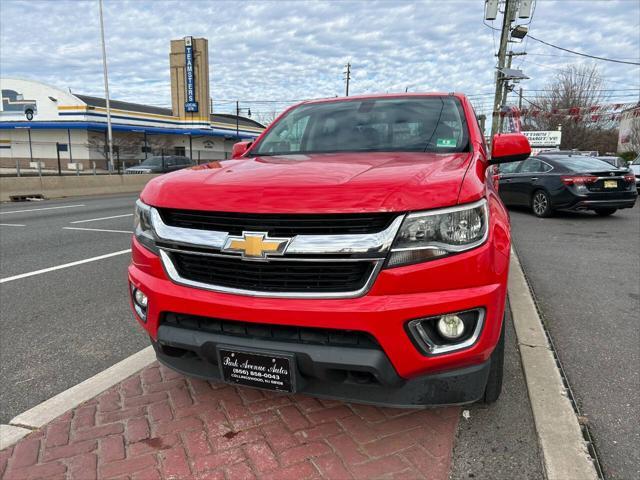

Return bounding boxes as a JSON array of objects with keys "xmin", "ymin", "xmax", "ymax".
[
  {"xmin": 510, "ymin": 204, "xmax": 639, "ymax": 480},
  {"xmin": 1, "ymin": 193, "xmax": 544, "ymax": 479}
]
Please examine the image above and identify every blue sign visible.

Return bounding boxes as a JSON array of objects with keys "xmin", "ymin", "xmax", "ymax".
[{"xmin": 184, "ymin": 37, "xmax": 198, "ymax": 113}]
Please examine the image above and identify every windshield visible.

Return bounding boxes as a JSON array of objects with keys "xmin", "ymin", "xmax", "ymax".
[
  {"xmin": 251, "ymin": 97, "xmax": 469, "ymax": 156},
  {"xmin": 140, "ymin": 156, "xmax": 164, "ymax": 167},
  {"xmin": 632, "ymin": 156, "xmax": 640, "ymax": 165},
  {"xmin": 556, "ymin": 156, "xmax": 618, "ymax": 171}
]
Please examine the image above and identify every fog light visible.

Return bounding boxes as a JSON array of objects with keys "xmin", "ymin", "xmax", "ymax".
[
  {"xmin": 437, "ymin": 314, "xmax": 465, "ymax": 339},
  {"xmin": 134, "ymin": 289, "xmax": 148, "ymax": 308},
  {"xmin": 407, "ymin": 309, "xmax": 484, "ymax": 355},
  {"xmin": 130, "ymin": 285, "xmax": 148, "ymax": 322}
]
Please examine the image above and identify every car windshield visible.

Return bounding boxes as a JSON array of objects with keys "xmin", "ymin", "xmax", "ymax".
[
  {"xmin": 632, "ymin": 156, "xmax": 640, "ymax": 165},
  {"xmin": 251, "ymin": 96, "xmax": 469, "ymax": 156},
  {"xmin": 139, "ymin": 156, "xmax": 165, "ymax": 167},
  {"xmin": 555, "ymin": 156, "xmax": 618, "ymax": 171}
]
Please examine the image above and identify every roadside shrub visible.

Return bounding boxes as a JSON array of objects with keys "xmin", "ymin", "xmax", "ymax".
[{"xmin": 618, "ymin": 151, "xmax": 638, "ymax": 163}]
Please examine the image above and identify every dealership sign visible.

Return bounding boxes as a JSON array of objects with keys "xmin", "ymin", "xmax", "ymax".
[
  {"xmin": 522, "ymin": 130, "xmax": 562, "ymax": 147},
  {"xmin": 184, "ymin": 37, "xmax": 198, "ymax": 113}
]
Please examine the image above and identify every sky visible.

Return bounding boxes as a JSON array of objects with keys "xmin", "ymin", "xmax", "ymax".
[{"xmin": 1, "ymin": 0, "xmax": 639, "ymax": 122}]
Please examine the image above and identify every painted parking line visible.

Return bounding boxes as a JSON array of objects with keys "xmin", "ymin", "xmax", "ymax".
[
  {"xmin": 69, "ymin": 213, "xmax": 133, "ymax": 224},
  {"xmin": 0, "ymin": 223, "xmax": 26, "ymax": 227},
  {"xmin": 0, "ymin": 204, "xmax": 86, "ymax": 215},
  {"xmin": 63, "ymin": 227, "xmax": 133, "ymax": 234},
  {"xmin": 0, "ymin": 249, "xmax": 131, "ymax": 284}
]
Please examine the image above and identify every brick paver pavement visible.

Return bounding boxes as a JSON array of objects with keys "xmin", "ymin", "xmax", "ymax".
[{"xmin": 1, "ymin": 363, "xmax": 460, "ymax": 479}]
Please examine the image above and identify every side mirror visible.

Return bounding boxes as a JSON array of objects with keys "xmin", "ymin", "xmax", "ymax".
[
  {"xmin": 490, "ymin": 133, "xmax": 531, "ymax": 165},
  {"xmin": 231, "ymin": 141, "xmax": 253, "ymax": 159}
]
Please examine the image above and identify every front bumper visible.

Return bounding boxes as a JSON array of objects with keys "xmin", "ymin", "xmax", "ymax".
[
  {"xmin": 128, "ymin": 196, "xmax": 511, "ymax": 406},
  {"xmin": 152, "ymin": 327, "xmax": 491, "ymax": 407}
]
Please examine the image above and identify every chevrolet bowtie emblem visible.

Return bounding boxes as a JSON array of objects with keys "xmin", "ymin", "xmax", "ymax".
[{"xmin": 222, "ymin": 231, "xmax": 290, "ymax": 259}]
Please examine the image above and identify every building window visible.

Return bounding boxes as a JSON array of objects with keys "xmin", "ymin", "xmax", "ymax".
[{"xmin": 174, "ymin": 146, "xmax": 186, "ymax": 156}]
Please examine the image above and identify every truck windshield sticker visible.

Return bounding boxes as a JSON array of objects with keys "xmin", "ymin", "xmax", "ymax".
[{"xmin": 436, "ymin": 138, "xmax": 456, "ymax": 148}]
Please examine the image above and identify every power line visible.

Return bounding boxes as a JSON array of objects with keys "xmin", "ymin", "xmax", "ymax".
[
  {"xmin": 526, "ymin": 53, "xmax": 640, "ymax": 60},
  {"xmin": 526, "ymin": 34, "xmax": 640, "ymax": 66},
  {"xmin": 483, "ymin": 22, "xmax": 640, "ymax": 65}
]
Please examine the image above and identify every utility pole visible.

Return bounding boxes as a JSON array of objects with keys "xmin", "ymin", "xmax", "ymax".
[
  {"xmin": 518, "ymin": 87, "xmax": 523, "ymax": 110},
  {"xmin": 490, "ymin": 0, "xmax": 518, "ymax": 139},
  {"xmin": 236, "ymin": 101, "xmax": 240, "ymax": 139},
  {"xmin": 344, "ymin": 62, "xmax": 351, "ymax": 97},
  {"xmin": 98, "ymin": 0, "xmax": 114, "ymax": 173}
]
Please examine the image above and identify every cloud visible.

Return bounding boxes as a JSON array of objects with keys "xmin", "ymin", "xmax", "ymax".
[{"xmin": 1, "ymin": 0, "xmax": 638, "ymax": 118}]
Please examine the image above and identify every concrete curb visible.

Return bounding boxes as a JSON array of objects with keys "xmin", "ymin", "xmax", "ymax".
[
  {"xmin": 3, "ymin": 346, "xmax": 155, "ymax": 449},
  {"xmin": 0, "ymin": 425, "xmax": 32, "ymax": 450},
  {"xmin": 509, "ymin": 249, "xmax": 598, "ymax": 480}
]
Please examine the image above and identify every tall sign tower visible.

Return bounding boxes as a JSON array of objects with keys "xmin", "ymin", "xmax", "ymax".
[{"xmin": 169, "ymin": 37, "xmax": 210, "ymax": 123}]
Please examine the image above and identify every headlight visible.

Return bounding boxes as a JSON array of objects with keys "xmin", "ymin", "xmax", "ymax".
[
  {"xmin": 388, "ymin": 199, "xmax": 489, "ymax": 267},
  {"xmin": 134, "ymin": 199, "xmax": 159, "ymax": 254}
]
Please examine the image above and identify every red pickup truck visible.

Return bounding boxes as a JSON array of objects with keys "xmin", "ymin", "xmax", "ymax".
[{"xmin": 129, "ymin": 93, "xmax": 530, "ymax": 406}]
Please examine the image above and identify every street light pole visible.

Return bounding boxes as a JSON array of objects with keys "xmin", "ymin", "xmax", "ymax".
[
  {"xmin": 99, "ymin": 0, "xmax": 114, "ymax": 173},
  {"xmin": 344, "ymin": 62, "xmax": 351, "ymax": 97}
]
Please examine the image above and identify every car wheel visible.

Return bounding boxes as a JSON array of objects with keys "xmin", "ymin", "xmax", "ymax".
[
  {"xmin": 25, "ymin": 109, "xmax": 34, "ymax": 121},
  {"xmin": 531, "ymin": 190, "xmax": 553, "ymax": 218},
  {"xmin": 480, "ymin": 319, "xmax": 505, "ymax": 404},
  {"xmin": 594, "ymin": 208, "xmax": 617, "ymax": 217}
]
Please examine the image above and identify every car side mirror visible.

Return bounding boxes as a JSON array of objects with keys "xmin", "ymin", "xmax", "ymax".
[
  {"xmin": 231, "ymin": 141, "xmax": 253, "ymax": 159},
  {"xmin": 490, "ymin": 133, "xmax": 531, "ymax": 165}
]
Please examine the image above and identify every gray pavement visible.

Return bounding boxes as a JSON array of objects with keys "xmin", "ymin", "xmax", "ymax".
[
  {"xmin": 510, "ymin": 204, "xmax": 639, "ymax": 480},
  {"xmin": 451, "ymin": 301, "xmax": 544, "ymax": 480},
  {"xmin": 0, "ymin": 193, "xmax": 147, "ymax": 423}
]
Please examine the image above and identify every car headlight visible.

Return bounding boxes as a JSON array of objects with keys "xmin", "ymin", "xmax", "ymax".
[
  {"xmin": 134, "ymin": 199, "xmax": 159, "ymax": 254},
  {"xmin": 387, "ymin": 199, "xmax": 489, "ymax": 267}
]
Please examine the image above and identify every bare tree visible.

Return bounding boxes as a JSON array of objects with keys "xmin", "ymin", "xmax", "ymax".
[
  {"xmin": 88, "ymin": 132, "xmax": 141, "ymax": 165},
  {"xmin": 146, "ymin": 135, "xmax": 176, "ymax": 156},
  {"xmin": 253, "ymin": 109, "xmax": 280, "ymax": 127},
  {"xmin": 521, "ymin": 65, "xmax": 618, "ymax": 152}
]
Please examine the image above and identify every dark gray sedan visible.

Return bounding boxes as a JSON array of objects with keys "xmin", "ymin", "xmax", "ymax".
[
  {"xmin": 125, "ymin": 155, "xmax": 194, "ymax": 174},
  {"xmin": 498, "ymin": 154, "xmax": 637, "ymax": 217}
]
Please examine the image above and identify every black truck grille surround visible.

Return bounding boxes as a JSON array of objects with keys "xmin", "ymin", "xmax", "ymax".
[
  {"xmin": 161, "ymin": 312, "xmax": 380, "ymax": 349},
  {"xmin": 157, "ymin": 208, "xmax": 395, "ymax": 236},
  {"xmin": 170, "ymin": 251, "xmax": 375, "ymax": 293}
]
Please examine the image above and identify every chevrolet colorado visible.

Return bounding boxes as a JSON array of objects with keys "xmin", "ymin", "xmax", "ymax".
[{"xmin": 129, "ymin": 93, "xmax": 531, "ymax": 406}]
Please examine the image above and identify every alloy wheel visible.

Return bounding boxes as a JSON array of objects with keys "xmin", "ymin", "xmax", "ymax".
[{"xmin": 533, "ymin": 192, "xmax": 548, "ymax": 216}]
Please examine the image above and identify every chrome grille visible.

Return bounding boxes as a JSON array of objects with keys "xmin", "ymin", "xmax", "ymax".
[
  {"xmin": 149, "ymin": 206, "xmax": 403, "ymax": 298},
  {"xmin": 170, "ymin": 251, "xmax": 375, "ymax": 293}
]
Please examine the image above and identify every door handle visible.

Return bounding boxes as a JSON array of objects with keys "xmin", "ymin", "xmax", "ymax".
[{"xmin": 530, "ymin": 177, "xmax": 538, "ymax": 181}]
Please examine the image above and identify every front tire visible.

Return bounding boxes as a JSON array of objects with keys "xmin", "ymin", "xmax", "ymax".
[
  {"xmin": 532, "ymin": 190, "xmax": 553, "ymax": 218},
  {"xmin": 594, "ymin": 208, "xmax": 617, "ymax": 217},
  {"xmin": 25, "ymin": 109, "xmax": 34, "ymax": 121},
  {"xmin": 480, "ymin": 320, "xmax": 505, "ymax": 404}
]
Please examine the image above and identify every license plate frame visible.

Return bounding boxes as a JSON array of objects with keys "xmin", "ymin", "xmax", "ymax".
[
  {"xmin": 604, "ymin": 180, "xmax": 617, "ymax": 189},
  {"xmin": 217, "ymin": 347, "xmax": 295, "ymax": 393}
]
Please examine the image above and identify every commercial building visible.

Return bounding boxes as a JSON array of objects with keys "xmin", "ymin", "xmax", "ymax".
[
  {"xmin": 0, "ymin": 37, "xmax": 265, "ymax": 171},
  {"xmin": 618, "ymin": 106, "xmax": 640, "ymax": 153}
]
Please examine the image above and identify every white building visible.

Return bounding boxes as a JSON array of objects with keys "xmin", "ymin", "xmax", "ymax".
[
  {"xmin": 618, "ymin": 106, "xmax": 640, "ymax": 153},
  {"xmin": 0, "ymin": 78, "xmax": 264, "ymax": 171}
]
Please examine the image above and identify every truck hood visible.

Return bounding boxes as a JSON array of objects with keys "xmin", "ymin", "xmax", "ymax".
[{"xmin": 141, "ymin": 152, "xmax": 475, "ymax": 214}]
